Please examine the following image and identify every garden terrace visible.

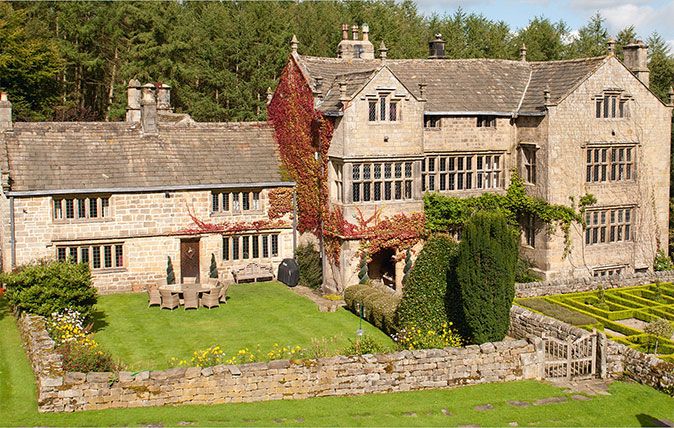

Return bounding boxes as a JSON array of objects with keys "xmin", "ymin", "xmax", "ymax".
[
  {"xmin": 517, "ymin": 283, "xmax": 674, "ymax": 362},
  {"xmin": 93, "ymin": 281, "xmax": 393, "ymax": 370}
]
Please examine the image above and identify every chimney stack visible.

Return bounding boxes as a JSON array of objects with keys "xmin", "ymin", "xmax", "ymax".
[
  {"xmin": 156, "ymin": 83, "xmax": 172, "ymax": 113},
  {"xmin": 607, "ymin": 38, "xmax": 616, "ymax": 56},
  {"xmin": 0, "ymin": 92, "xmax": 12, "ymax": 131},
  {"xmin": 428, "ymin": 34, "xmax": 445, "ymax": 59},
  {"xmin": 341, "ymin": 24, "xmax": 349, "ymax": 40},
  {"xmin": 623, "ymin": 41, "xmax": 649, "ymax": 86},
  {"xmin": 519, "ymin": 43, "xmax": 527, "ymax": 62},
  {"xmin": 362, "ymin": 23, "xmax": 369, "ymax": 42},
  {"xmin": 351, "ymin": 25, "xmax": 359, "ymax": 41},
  {"xmin": 336, "ymin": 24, "xmax": 374, "ymax": 59},
  {"xmin": 126, "ymin": 79, "xmax": 142, "ymax": 122},
  {"xmin": 141, "ymin": 83, "xmax": 157, "ymax": 134}
]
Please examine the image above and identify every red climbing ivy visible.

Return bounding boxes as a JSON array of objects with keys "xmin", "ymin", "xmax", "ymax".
[
  {"xmin": 267, "ymin": 59, "xmax": 332, "ymax": 234},
  {"xmin": 268, "ymin": 188, "xmax": 293, "ymax": 220},
  {"xmin": 323, "ymin": 207, "xmax": 425, "ymax": 264},
  {"xmin": 175, "ymin": 212, "xmax": 289, "ymax": 235}
]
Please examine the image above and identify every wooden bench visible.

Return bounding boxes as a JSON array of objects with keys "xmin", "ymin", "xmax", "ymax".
[{"xmin": 232, "ymin": 263, "xmax": 275, "ymax": 283}]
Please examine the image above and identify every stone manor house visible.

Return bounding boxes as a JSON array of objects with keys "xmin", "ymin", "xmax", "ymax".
[
  {"xmin": 0, "ymin": 85, "xmax": 294, "ymax": 293},
  {"xmin": 0, "ymin": 24, "xmax": 672, "ymax": 293},
  {"xmin": 278, "ymin": 25, "xmax": 673, "ymax": 291}
]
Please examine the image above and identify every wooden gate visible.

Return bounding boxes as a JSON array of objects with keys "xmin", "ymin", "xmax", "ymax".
[{"xmin": 542, "ymin": 333, "xmax": 597, "ymax": 380}]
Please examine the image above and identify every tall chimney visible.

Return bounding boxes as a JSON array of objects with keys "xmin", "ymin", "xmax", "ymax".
[
  {"xmin": 351, "ymin": 24, "xmax": 359, "ymax": 41},
  {"xmin": 428, "ymin": 34, "xmax": 445, "ymax": 59},
  {"xmin": 519, "ymin": 43, "xmax": 527, "ymax": 62},
  {"xmin": 607, "ymin": 38, "xmax": 616, "ymax": 56},
  {"xmin": 126, "ymin": 79, "xmax": 142, "ymax": 122},
  {"xmin": 362, "ymin": 23, "xmax": 369, "ymax": 42},
  {"xmin": 341, "ymin": 24, "xmax": 349, "ymax": 40},
  {"xmin": 623, "ymin": 41, "xmax": 649, "ymax": 86},
  {"xmin": 141, "ymin": 83, "xmax": 157, "ymax": 134},
  {"xmin": 156, "ymin": 83, "xmax": 172, "ymax": 113},
  {"xmin": 0, "ymin": 92, "xmax": 12, "ymax": 131}
]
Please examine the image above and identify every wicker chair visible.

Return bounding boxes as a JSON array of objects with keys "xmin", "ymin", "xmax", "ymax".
[
  {"xmin": 183, "ymin": 288, "xmax": 200, "ymax": 310},
  {"xmin": 159, "ymin": 289, "xmax": 179, "ymax": 310},
  {"xmin": 219, "ymin": 282, "xmax": 230, "ymax": 303},
  {"xmin": 183, "ymin": 277, "xmax": 197, "ymax": 285},
  {"xmin": 205, "ymin": 277, "xmax": 219, "ymax": 287},
  {"xmin": 147, "ymin": 286, "xmax": 161, "ymax": 307},
  {"xmin": 200, "ymin": 286, "xmax": 221, "ymax": 309}
]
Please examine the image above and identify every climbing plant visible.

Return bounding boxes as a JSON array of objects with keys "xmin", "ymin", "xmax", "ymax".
[
  {"xmin": 267, "ymin": 187, "xmax": 293, "ymax": 220},
  {"xmin": 267, "ymin": 59, "xmax": 332, "ymax": 234}
]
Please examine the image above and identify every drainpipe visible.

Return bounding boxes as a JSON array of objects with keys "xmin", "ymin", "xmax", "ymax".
[{"xmin": 9, "ymin": 196, "xmax": 15, "ymax": 269}]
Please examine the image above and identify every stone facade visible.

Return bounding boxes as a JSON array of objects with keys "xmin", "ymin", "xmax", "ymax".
[
  {"xmin": 17, "ymin": 312, "xmax": 542, "ymax": 413},
  {"xmin": 283, "ymin": 28, "xmax": 672, "ymax": 292}
]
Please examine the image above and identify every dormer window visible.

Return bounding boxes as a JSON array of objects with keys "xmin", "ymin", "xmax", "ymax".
[{"xmin": 594, "ymin": 90, "xmax": 630, "ymax": 118}]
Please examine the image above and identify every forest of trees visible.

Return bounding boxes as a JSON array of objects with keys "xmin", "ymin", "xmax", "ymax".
[{"xmin": 1, "ymin": 0, "xmax": 673, "ymax": 123}]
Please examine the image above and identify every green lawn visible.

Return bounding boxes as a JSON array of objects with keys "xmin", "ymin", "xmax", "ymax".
[
  {"xmin": 2, "ymin": 297, "xmax": 674, "ymax": 426},
  {"xmin": 93, "ymin": 281, "xmax": 393, "ymax": 370}
]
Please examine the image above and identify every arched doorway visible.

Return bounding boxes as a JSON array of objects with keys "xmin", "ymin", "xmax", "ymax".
[{"xmin": 368, "ymin": 248, "xmax": 396, "ymax": 289}]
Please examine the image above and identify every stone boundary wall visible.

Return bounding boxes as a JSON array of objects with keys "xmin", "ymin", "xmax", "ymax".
[
  {"xmin": 509, "ymin": 305, "xmax": 674, "ymax": 395},
  {"xmin": 18, "ymin": 313, "xmax": 543, "ymax": 413},
  {"xmin": 515, "ymin": 270, "xmax": 674, "ymax": 298}
]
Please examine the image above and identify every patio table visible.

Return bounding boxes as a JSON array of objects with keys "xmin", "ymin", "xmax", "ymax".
[{"xmin": 158, "ymin": 284, "xmax": 212, "ymax": 307}]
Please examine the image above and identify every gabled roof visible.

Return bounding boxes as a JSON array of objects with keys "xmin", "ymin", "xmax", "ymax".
[
  {"xmin": 1, "ymin": 121, "xmax": 290, "ymax": 195},
  {"xmin": 294, "ymin": 54, "xmax": 608, "ymax": 115}
]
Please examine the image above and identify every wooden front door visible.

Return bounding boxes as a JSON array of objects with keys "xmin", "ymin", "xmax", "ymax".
[{"xmin": 180, "ymin": 239, "xmax": 200, "ymax": 282}]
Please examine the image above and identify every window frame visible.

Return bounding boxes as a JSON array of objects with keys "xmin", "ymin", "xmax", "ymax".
[
  {"xmin": 423, "ymin": 152, "xmax": 503, "ymax": 192},
  {"xmin": 350, "ymin": 160, "xmax": 415, "ymax": 204},
  {"xmin": 212, "ymin": 190, "xmax": 262, "ymax": 214},
  {"xmin": 222, "ymin": 233, "xmax": 281, "ymax": 262},
  {"xmin": 585, "ymin": 144, "xmax": 636, "ymax": 184},
  {"xmin": 594, "ymin": 90, "xmax": 631, "ymax": 119},
  {"xmin": 584, "ymin": 206, "xmax": 635, "ymax": 246},
  {"xmin": 53, "ymin": 195, "xmax": 111, "ymax": 223},
  {"xmin": 365, "ymin": 92, "xmax": 402, "ymax": 123},
  {"xmin": 56, "ymin": 242, "xmax": 124, "ymax": 271}
]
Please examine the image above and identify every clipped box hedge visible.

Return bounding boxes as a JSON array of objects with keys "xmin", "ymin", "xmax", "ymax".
[{"xmin": 344, "ymin": 284, "xmax": 401, "ymax": 335}]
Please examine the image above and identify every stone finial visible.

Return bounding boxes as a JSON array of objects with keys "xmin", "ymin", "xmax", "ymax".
[
  {"xmin": 0, "ymin": 92, "xmax": 12, "ymax": 131},
  {"xmin": 140, "ymin": 83, "xmax": 157, "ymax": 134},
  {"xmin": 607, "ymin": 38, "xmax": 616, "ymax": 56},
  {"xmin": 315, "ymin": 76, "xmax": 324, "ymax": 99},
  {"xmin": 266, "ymin": 87, "xmax": 273, "ymax": 105},
  {"xmin": 339, "ymin": 80, "xmax": 348, "ymax": 102},
  {"xmin": 156, "ymin": 83, "xmax": 172, "ymax": 113},
  {"xmin": 418, "ymin": 83, "xmax": 427, "ymax": 101},
  {"xmin": 379, "ymin": 41, "xmax": 388, "ymax": 60},
  {"xmin": 290, "ymin": 34, "xmax": 299, "ymax": 54},
  {"xmin": 126, "ymin": 78, "xmax": 142, "ymax": 122},
  {"xmin": 543, "ymin": 85, "xmax": 551, "ymax": 106},
  {"xmin": 669, "ymin": 86, "xmax": 674, "ymax": 107},
  {"xmin": 362, "ymin": 23, "xmax": 370, "ymax": 42},
  {"xmin": 341, "ymin": 23, "xmax": 349, "ymax": 40},
  {"xmin": 520, "ymin": 43, "xmax": 527, "ymax": 62},
  {"xmin": 351, "ymin": 24, "xmax": 359, "ymax": 41}
]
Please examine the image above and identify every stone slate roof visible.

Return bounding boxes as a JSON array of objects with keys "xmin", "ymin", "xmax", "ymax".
[
  {"xmin": 1, "ymin": 121, "xmax": 287, "ymax": 193},
  {"xmin": 295, "ymin": 54, "xmax": 607, "ymax": 115}
]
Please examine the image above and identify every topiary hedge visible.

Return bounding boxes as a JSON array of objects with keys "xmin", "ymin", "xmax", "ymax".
[
  {"xmin": 344, "ymin": 284, "xmax": 401, "ymax": 334},
  {"xmin": 456, "ymin": 211, "xmax": 518, "ymax": 344},
  {"xmin": 397, "ymin": 234, "xmax": 458, "ymax": 331},
  {"xmin": 1, "ymin": 260, "xmax": 97, "ymax": 321},
  {"xmin": 296, "ymin": 243, "xmax": 323, "ymax": 289}
]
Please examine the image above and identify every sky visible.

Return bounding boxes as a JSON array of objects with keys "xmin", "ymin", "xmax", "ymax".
[{"xmin": 415, "ymin": 0, "xmax": 674, "ymax": 52}]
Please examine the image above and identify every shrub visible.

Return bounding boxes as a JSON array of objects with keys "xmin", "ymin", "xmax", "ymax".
[
  {"xmin": 58, "ymin": 341, "xmax": 119, "ymax": 372},
  {"xmin": 341, "ymin": 335, "xmax": 386, "ymax": 355},
  {"xmin": 514, "ymin": 257, "xmax": 543, "ymax": 283},
  {"xmin": 296, "ymin": 243, "xmax": 322, "ymax": 289},
  {"xmin": 654, "ymin": 250, "xmax": 674, "ymax": 271},
  {"xmin": 2, "ymin": 260, "xmax": 97, "ymax": 321},
  {"xmin": 456, "ymin": 211, "xmax": 518, "ymax": 344},
  {"xmin": 393, "ymin": 322, "xmax": 462, "ymax": 350},
  {"xmin": 344, "ymin": 284, "xmax": 401, "ymax": 334},
  {"xmin": 209, "ymin": 253, "xmax": 218, "ymax": 278},
  {"xmin": 166, "ymin": 256, "xmax": 176, "ymax": 284},
  {"xmin": 644, "ymin": 319, "xmax": 674, "ymax": 354},
  {"xmin": 397, "ymin": 235, "xmax": 457, "ymax": 332}
]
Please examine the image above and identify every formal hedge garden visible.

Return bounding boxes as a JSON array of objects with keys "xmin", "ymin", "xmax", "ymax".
[{"xmin": 517, "ymin": 283, "xmax": 674, "ymax": 362}]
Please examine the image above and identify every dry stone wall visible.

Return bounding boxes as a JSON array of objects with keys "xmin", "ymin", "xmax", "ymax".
[
  {"xmin": 18, "ymin": 312, "xmax": 542, "ymax": 413},
  {"xmin": 515, "ymin": 270, "xmax": 674, "ymax": 298}
]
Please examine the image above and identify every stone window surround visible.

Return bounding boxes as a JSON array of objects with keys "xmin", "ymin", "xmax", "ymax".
[
  {"xmin": 211, "ymin": 190, "xmax": 263, "ymax": 216},
  {"xmin": 349, "ymin": 159, "xmax": 415, "ymax": 203},
  {"xmin": 52, "ymin": 194, "xmax": 112, "ymax": 223},
  {"xmin": 518, "ymin": 143, "xmax": 538, "ymax": 185},
  {"xmin": 593, "ymin": 89, "xmax": 632, "ymax": 119},
  {"xmin": 56, "ymin": 241, "xmax": 125, "ymax": 272},
  {"xmin": 585, "ymin": 142, "xmax": 637, "ymax": 184},
  {"xmin": 584, "ymin": 205, "xmax": 635, "ymax": 246},
  {"xmin": 422, "ymin": 151, "xmax": 505, "ymax": 193},
  {"xmin": 364, "ymin": 89, "xmax": 405, "ymax": 123},
  {"xmin": 522, "ymin": 213, "xmax": 536, "ymax": 248},
  {"xmin": 222, "ymin": 233, "xmax": 280, "ymax": 261}
]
